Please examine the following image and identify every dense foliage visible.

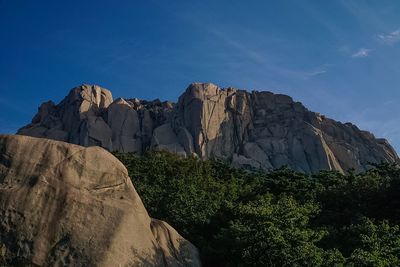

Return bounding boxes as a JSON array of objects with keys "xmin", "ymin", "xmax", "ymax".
[{"xmin": 115, "ymin": 151, "xmax": 400, "ymax": 267}]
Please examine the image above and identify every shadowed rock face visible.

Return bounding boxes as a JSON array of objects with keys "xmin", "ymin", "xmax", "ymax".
[
  {"xmin": 18, "ymin": 83, "xmax": 398, "ymax": 173},
  {"xmin": 0, "ymin": 134, "xmax": 200, "ymax": 267}
]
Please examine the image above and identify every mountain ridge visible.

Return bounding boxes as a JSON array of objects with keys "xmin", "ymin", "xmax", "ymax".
[{"xmin": 18, "ymin": 83, "xmax": 398, "ymax": 173}]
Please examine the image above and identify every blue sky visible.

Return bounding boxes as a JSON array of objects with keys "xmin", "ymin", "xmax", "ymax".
[{"xmin": 0, "ymin": 0, "xmax": 399, "ymax": 151}]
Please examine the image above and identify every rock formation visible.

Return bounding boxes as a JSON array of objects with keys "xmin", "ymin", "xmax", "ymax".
[
  {"xmin": 18, "ymin": 83, "xmax": 398, "ymax": 173},
  {"xmin": 0, "ymin": 134, "xmax": 200, "ymax": 266}
]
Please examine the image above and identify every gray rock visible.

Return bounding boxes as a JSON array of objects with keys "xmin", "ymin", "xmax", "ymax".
[
  {"xmin": 243, "ymin": 142, "xmax": 273, "ymax": 169},
  {"xmin": 79, "ymin": 116, "xmax": 113, "ymax": 150},
  {"xmin": 151, "ymin": 123, "xmax": 186, "ymax": 156},
  {"xmin": 18, "ymin": 82, "xmax": 399, "ymax": 173},
  {"xmin": 177, "ymin": 127, "xmax": 195, "ymax": 155},
  {"xmin": 232, "ymin": 153, "xmax": 261, "ymax": 169},
  {"xmin": 107, "ymin": 98, "xmax": 141, "ymax": 153}
]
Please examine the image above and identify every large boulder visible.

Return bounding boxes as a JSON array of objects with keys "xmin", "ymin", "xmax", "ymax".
[
  {"xmin": 18, "ymin": 83, "xmax": 399, "ymax": 173},
  {"xmin": 0, "ymin": 134, "xmax": 200, "ymax": 267}
]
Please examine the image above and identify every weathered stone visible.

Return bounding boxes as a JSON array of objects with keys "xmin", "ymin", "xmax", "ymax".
[
  {"xmin": 151, "ymin": 123, "xmax": 186, "ymax": 156},
  {"xmin": 150, "ymin": 219, "xmax": 201, "ymax": 267},
  {"xmin": 32, "ymin": 100, "xmax": 57, "ymax": 124},
  {"xmin": 0, "ymin": 134, "xmax": 200, "ymax": 266},
  {"xmin": 177, "ymin": 127, "xmax": 195, "ymax": 155},
  {"xmin": 18, "ymin": 82, "xmax": 399, "ymax": 173},
  {"xmin": 177, "ymin": 83, "xmax": 231, "ymax": 157},
  {"xmin": 107, "ymin": 98, "xmax": 141, "ymax": 153},
  {"xmin": 243, "ymin": 142, "xmax": 273, "ymax": 169},
  {"xmin": 79, "ymin": 116, "xmax": 112, "ymax": 150},
  {"xmin": 232, "ymin": 153, "xmax": 261, "ymax": 169}
]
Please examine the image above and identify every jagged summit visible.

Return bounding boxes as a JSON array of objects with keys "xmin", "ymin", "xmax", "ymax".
[{"xmin": 18, "ymin": 83, "xmax": 398, "ymax": 173}]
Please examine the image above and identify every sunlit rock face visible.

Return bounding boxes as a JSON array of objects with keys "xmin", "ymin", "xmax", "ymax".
[
  {"xmin": 0, "ymin": 134, "xmax": 201, "ymax": 266},
  {"xmin": 18, "ymin": 83, "xmax": 398, "ymax": 173}
]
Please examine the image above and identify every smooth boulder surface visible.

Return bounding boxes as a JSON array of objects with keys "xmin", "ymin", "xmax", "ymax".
[
  {"xmin": 0, "ymin": 134, "xmax": 200, "ymax": 267},
  {"xmin": 18, "ymin": 83, "xmax": 399, "ymax": 173}
]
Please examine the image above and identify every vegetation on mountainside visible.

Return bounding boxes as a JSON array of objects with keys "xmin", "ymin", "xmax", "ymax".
[{"xmin": 115, "ymin": 151, "xmax": 400, "ymax": 267}]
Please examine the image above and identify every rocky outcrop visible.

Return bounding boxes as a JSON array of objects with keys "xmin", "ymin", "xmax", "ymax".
[
  {"xmin": 0, "ymin": 134, "xmax": 200, "ymax": 266},
  {"xmin": 18, "ymin": 83, "xmax": 398, "ymax": 173}
]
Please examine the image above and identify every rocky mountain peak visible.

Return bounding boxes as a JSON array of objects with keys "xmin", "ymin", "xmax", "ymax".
[{"xmin": 18, "ymin": 83, "xmax": 398, "ymax": 173}]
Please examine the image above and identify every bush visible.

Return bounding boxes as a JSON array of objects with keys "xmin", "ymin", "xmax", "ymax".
[{"xmin": 115, "ymin": 151, "xmax": 400, "ymax": 266}]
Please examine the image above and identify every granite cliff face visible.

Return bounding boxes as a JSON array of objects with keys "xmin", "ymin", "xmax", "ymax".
[
  {"xmin": 0, "ymin": 134, "xmax": 200, "ymax": 266},
  {"xmin": 18, "ymin": 83, "xmax": 398, "ymax": 173}
]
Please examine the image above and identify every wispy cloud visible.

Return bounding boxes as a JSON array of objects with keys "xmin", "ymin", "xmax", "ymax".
[
  {"xmin": 208, "ymin": 29, "xmax": 332, "ymax": 82},
  {"xmin": 303, "ymin": 64, "xmax": 332, "ymax": 79},
  {"xmin": 339, "ymin": 0, "xmax": 388, "ymax": 34},
  {"xmin": 352, "ymin": 48, "xmax": 372, "ymax": 58},
  {"xmin": 377, "ymin": 28, "xmax": 400, "ymax": 45},
  {"xmin": 306, "ymin": 70, "xmax": 327, "ymax": 77}
]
